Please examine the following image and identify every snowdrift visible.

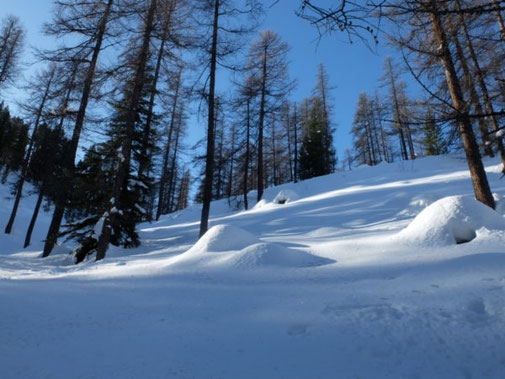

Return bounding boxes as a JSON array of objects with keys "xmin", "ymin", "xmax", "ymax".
[
  {"xmin": 396, "ymin": 195, "xmax": 505, "ymax": 245},
  {"xmin": 179, "ymin": 224, "xmax": 333, "ymax": 269},
  {"xmin": 224, "ymin": 242, "xmax": 334, "ymax": 268},
  {"xmin": 189, "ymin": 224, "xmax": 259, "ymax": 253}
]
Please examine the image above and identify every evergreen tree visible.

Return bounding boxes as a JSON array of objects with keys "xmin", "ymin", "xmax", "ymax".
[
  {"xmin": 423, "ymin": 111, "xmax": 446, "ymax": 156},
  {"xmin": 64, "ymin": 70, "xmax": 158, "ymax": 262},
  {"xmin": 1, "ymin": 116, "xmax": 28, "ymax": 182},
  {"xmin": 299, "ymin": 98, "xmax": 335, "ymax": 179}
]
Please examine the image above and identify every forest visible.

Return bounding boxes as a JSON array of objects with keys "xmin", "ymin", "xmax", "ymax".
[{"xmin": 1, "ymin": 0, "xmax": 505, "ymax": 263}]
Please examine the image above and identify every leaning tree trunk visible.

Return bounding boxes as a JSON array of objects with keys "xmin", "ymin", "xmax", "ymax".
[
  {"xmin": 452, "ymin": 32, "xmax": 493, "ymax": 156},
  {"xmin": 427, "ymin": 0, "xmax": 495, "ymax": 209},
  {"xmin": 95, "ymin": 0, "xmax": 158, "ymax": 261},
  {"xmin": 42, "ymin": 0, "xmax": 114, "ymax": 258},
  {"xmin": 456, "ymin": 0, "xmax": 505, "ymax": 170},
  {"xmin": 24, "ymin": 184, "xmax": 45, "ymax": 248},
  {"xmin": 137, "ymin": 1, "xmax": 175, "ymax": 180},
  {"xmin": 492, "ymin": 0, "xmax": 505, "ymax": 41},
  {"xmin": 5, "ymin": 68, "xmax": 55, "ymax": 235}
]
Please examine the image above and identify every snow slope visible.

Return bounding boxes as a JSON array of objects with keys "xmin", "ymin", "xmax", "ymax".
[{"xmin": 1, "ymin": 154, "xmax": 505, "ymax": 378}]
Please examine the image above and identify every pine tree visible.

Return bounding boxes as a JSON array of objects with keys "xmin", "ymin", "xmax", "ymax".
[
  {"xmin": 423, "ymin": 111, "xmax": 446, "ymax": 156},
  {"xmin": 299, "ymin": 98, "xmax": 334, "ymax": 179}
]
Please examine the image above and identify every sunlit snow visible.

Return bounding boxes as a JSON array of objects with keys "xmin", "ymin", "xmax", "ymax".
[{"xmin": 1, "ymin": 154, "xmax": 505, "ymax": 378}]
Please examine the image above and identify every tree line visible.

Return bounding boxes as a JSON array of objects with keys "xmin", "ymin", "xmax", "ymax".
[
  {"xmin": 0, "ymin": 0, "xmax": 338, "ymax": 263},
  {"xmin": 301, "ymin": 0, "xmax": 505, "ymax": 211}
]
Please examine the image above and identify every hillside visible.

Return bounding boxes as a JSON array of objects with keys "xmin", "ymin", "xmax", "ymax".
[{"xmin": 1, "ymin": 154, "xmax": 505, "ymax": 378}]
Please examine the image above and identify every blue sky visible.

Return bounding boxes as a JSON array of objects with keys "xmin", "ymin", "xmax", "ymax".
[{"xmin": 2, "ymin": 0, "xmax": 403, "ymax": 162}]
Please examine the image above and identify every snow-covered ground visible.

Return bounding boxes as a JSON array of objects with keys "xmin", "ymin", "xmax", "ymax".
[{"xmin": 1, "ymin": 154, "xmax": 505, "ymax": 378}]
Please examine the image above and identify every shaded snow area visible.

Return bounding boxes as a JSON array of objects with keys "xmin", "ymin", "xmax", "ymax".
[{"xmin": 1, "ymin": 154, "xmax": 505, "ymax": 378}]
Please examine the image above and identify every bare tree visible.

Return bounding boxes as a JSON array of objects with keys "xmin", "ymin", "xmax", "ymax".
[
  {"xmin": 95, "ymin": 0, "xmax": 159, "ymax": 261},
  {"xmin": 4, "ymin": 64, "xmax": 57, "ymax": 235},
  {"xmin": 194, "ymin": 0, "xmax": 262, "ymax": 237},
  {"xmin": 42, "ymin": 0, "xmax": 116, "ymax": 257},
  {"xmin": 246, "ymin": 29, "xmax": 294, "ymax": 202},
  {"xmin": 0, "ymin": 15, "xmax": 24, "ymax": 89}
]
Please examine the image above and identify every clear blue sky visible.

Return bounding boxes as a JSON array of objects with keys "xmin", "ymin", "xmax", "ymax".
[{"xmin": 2, "ymin": 0, "xmax": 405, "ymax": 162}]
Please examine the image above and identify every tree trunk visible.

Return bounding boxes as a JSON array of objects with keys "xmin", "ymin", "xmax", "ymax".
[
  {"xmin": 427, "ymin": 0, "xmax": 495, "ymax": 209},
  {"xmin": 167, "ymin": 110, "xmax": 182, "ymax": 212},
  {"xmin": 452, "ymin": 32, "xmax": 493, "ymax": 156},
  {"xmin": 293, "ymin": 103, "xmax": 298, "ymax": 182},
  {"xmin": 5, "ymin": 68, "xmax": 54, "ymax": 234},
  {"xmin": 138, "ymin": 1, "xmax": 174, "ymax": 180},
  {"xmin": 243, "ymin": 99, "xmax": 251, "ymax": 210},
  {"xmin": 199, "ymin": 0, "xmax": 219, "ymax": 238},
  {"xmin": 492, "ymin": 0, "xmax": 505, "ymax": 41},
  {"xmin": 386, "ymin": 58, "xmax": 409, "ymax": 161},
  {"xmin": 96, "ymin": 0, "xmax": 158, "ymax": 261},
  {"xmin": 24, "ymin": 184, "xmax": 44, "ymax": 248},
  {"xmin": 227, "ymin": 122, "xmax": 235, "ymax": 199},
  {"xmin": 43, "ymin": 0, "xmax": 114, "ymax": 257},
  {"xmin": 257, "ymin": 43, "xmax": 268, "ymax": 202},
  {"xmin": 456, "ymin": 0, "xmax": 505, "ymax": 170},
  {"xmin": 156, "ymin": 68, "xmax": 181, "ymax": 220}
]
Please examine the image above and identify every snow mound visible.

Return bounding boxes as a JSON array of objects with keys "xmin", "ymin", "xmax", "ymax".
[
  {"xmin": 273, "ymin": 189, "xmax": 299, "ymax": 204},
  {"xmin": 225, "ymin": 242, "xmax": 334, "ymax": 268},
  {"xmin": 396, "ymin": 195, "xmax": 505, "ymax": 245},
  {"xmin": 189, "ymin": 224, "xmax": 259, "ymax": 253}
]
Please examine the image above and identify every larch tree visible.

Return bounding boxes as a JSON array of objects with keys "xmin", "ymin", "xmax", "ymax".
[
  {"xmin": 245, "ymin": 29, "xmax": 294, "ymax": 203},
  {"xmin": 0, "ymin": 15, "xmax": 24, "ymax": 89},
  {"xmin": 95, "ymin": 0, "xmax": 159, "ymax": 261},
  {"xmin": 4, "ymin": 64, "xmax": 57, "ymax": 235},
  {"xmin": 41, "ymin": 0, "xmax": 116, "ymax": 257},
  {"xmin": 297, "ymin": 0, "xmax": 497, "ymax": 209},
  {"xmin": 193, "ymin": 0, "xmax": 262, "ymax": 238}
]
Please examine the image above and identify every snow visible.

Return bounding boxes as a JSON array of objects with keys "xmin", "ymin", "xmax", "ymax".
[
  {"xmin": 191, "ymin": 224, "xmax": 258, "ymax": 251},
  {"xmin": 273, "ymin": 189, "xmax": 299, "ymax": 204},
  {"xmin": 396, "ymin": 195, "xmax": 505, "ymax": 245},
  {"xmin": 1, "ymin": 154, "xmax": 505, "ymax": 378}
]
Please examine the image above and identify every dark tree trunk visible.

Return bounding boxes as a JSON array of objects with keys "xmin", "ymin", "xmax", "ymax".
[
  {"xmin": 5, "ymin": 68, "xmax": 55, "ymax": 235},
  {"xmin": 167, "ymin": 110, "xmax": 182, "ymax": 213},
  {"xmin": 156, "ymin": 68, "xmax": 181, "ymax": 221},
  {"xmin": 452, "ymin": 32, "xmax": 493, "ymax": 156},
  {"xmin": 43, "ymin": 0, "xmax": 114, "ymax": 257},
  {"xmin": 293, "ymin": 103, "xmax": 298, "ymax": 182},
  {"xmin": 456, "ymin": 0, "xmax": 505, "ymax": 170},
  {"xmin": 96, "ymin": 0, "xmax": 158, "ymax": 261},
  {"xmin": 427, "ymin": 0, "xmax": 495, "ymax": 209},
  {"xmin": 138, "ymin": 2, "xmax": 174, "ymax": 180},
  {"xmin": 257, "ymin": 43, "xmax": 267, "ymax": 202},
  {"xmin": 243, "ymin": 99, "xmax": 251, "ymax": 210},
  {"xmin": 24, "ymin": 185, "xmax": 44, "ymax": 248},
  {"xmin": 492, "ymin": 0, "xmax": 505, "ymax": 41},
  {"xmin": 199, "ymin": 0, "xmax": 220, "ymax": 238}
]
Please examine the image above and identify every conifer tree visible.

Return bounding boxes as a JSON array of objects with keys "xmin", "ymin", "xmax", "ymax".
[
  {"xmin": 0, "ymin": 15, "xmax": 24, "ymax": 89},
  {"xmin": 299, "ymin": 98, "xmax": 335, "ymax": 179}
]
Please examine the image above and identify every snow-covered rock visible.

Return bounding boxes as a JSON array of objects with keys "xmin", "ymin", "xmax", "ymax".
[{"xmin": 396, "ymin": 195, "xmax": 505, "ymax": 245}]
